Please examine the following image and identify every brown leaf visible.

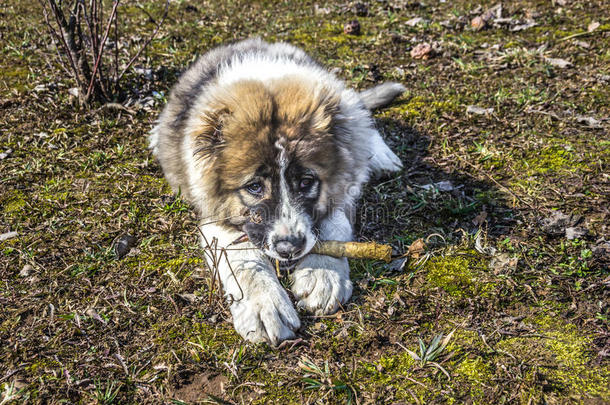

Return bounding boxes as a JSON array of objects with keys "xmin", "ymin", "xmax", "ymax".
[
  {"xmin": 410, "ymin": 43, "xmax": 432, "ymax": 59},
  {"xmin": 407, "ymin": 238, "xmax": 426, "ymax": 259}
]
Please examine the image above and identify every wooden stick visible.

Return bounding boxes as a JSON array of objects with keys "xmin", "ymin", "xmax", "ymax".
[
  {"xmin": 313, "ymin": 240, "xmax": 392, "ymax": 263},
  {"xmin": 229, "ymin": 235, "xmax": 394, "ymax": 263}
]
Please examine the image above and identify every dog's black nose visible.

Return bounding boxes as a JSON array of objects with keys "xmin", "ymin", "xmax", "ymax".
[{"xmin": 274, "ymin": 236, "xmax": 305, "ymax": 259}]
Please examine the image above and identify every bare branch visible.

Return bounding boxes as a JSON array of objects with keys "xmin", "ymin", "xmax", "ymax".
[
  {"xmin": 118, "ymin": 0, "xmax": 169, "ymax": 81},
  {"xmin": 86, "ymin": 0, "xmax": 119, "ymax": 101}
]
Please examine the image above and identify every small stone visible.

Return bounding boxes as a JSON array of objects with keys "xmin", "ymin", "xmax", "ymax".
[
  {"xmin": 344, "ymin": 20, "xmax": 361, "ymax": 35},
  {"xmin": 114, "ymin": 234, "xmax": 137, "ymax": 259},
  {"xmin": 19, "ymin": 264, "xmax": 33, "ymax": 277}
]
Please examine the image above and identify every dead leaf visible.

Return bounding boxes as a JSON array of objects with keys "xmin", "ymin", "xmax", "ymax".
[
  {"xmin": 511, "ymin": 20, "xmax": 537, "ymax": 32},
  {"xmin": 565, "ymin": 226, "xmax": 587, "ymax": 240},
  {"xmin": 467, "ymin": 105, "xmax": 494, "ymax": 115},
  {"xmin": 540, "ymin": 210, "xmax": 573, "ymax": 235},
  {"xmin": 85, "ymin": 308, "xmax": 106, "ymax": 324},
  {"xmin": 407, "ymin": 238, "xmax": 426, "ymax": 260},
  {"xmin": 410, "ymin": 43, "xmax": 432, "ymax": 59},
  {"xmin": 0, "ymin": 148, "xmax": 13, "ymax": 160},
  {"xmin": 587, "ymin": 21, "xmax": 600, "ymax": 32},
  {"xmin": 489, "ymin": 253, "xmax": 518, "ymax": 275},
  {"xmin": 420, "ymin": 180, "xmax": 455, "ymax": 192},
  {"xmin": 544, "ymin": 57, "xmax": 572, "ymax": 68},
  {"xmin": 576, "ymin": 115, "xmax": 602, "ymax": 128},
  {"xmin": 19, "ymin": 264, "xmax": 33, "ymax": 277},
  {"xmin": 0, "ymin": 231, "xmax": 18, "ymax": 241},
  {"xmin": 473, "ymin": 211, "xmax": 488, "ymax": 226},
  {"xmin": 406, "ymin": 17, "xmax": 427, "ymax": 26}
]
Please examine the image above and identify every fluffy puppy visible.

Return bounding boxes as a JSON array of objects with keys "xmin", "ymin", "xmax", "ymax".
[{"xmin": 150, "ymin": 38, "xmax": 404, "ymax": 345}]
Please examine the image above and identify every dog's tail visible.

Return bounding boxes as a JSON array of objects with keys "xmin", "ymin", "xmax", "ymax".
[{"xmin": 359, "ymin": 82, "xmax": 406, "ymax": 110}]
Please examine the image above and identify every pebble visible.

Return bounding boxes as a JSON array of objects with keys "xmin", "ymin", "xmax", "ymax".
[{"xmin": 114, "ymin": 234, "xmax": 137, "ymax": 259}]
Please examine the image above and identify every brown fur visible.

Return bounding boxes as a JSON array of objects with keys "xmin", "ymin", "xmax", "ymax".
[{"xmin": 186, "ymin": 78, "xmax": 348, "ymax": 229}]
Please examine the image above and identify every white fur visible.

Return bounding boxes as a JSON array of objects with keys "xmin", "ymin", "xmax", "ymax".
[
  {"xmin": 151, "ymin": 40, "xmax": 404, "ymax": 345},
  {"xmin": 199, "ymin": 223, "xmax": 300, "ymax": 345},
  {"xmin": 290, "ymin": 209, "xmax": 353, "ymax": 315},
  {"xmin": 264, "ymin": 141, "xmax": 316, "ymax": 261}
]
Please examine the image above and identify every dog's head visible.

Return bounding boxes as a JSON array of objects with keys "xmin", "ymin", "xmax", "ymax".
[{"xmin": 187, "ymin": 78, "xmax": 349, "ymax": 260}]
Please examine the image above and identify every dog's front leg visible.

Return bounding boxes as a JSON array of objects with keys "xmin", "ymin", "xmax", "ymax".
[
  {"xmin": 200, "ymin": 224, "xmax": 300, "ymax": 345},
  {"xmin": 290, "ymin": 210, "xmax": 354, "ymax": 315}
]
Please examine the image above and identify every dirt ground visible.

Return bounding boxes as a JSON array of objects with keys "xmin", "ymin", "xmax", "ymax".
[{"xmin": 1, "ymin": 0, "xmax": 608, "ymax": 403}]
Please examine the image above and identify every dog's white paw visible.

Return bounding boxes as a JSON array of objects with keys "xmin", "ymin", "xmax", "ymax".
[
  {"xmin": 230, "ymin": 285, "xmax": 300, "ymax": 346},
  {"xmin": 291, "ymin": 255, "xmax": 353, "ymax": 315}
]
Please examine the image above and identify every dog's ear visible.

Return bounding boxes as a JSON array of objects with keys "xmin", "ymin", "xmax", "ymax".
[
  {"xmin": 309, "ymin": 91, "xmax": 341, "ymax": 133},
  {"xmin": 189, "ymin": 106, "xmax": 229, "ymax": 160}
]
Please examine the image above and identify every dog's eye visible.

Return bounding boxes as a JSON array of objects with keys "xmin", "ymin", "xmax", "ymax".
[
  {"xmin": 246, "ymin": 182, "xmax": 263, "ymax": 195},
  {"xmin": 299, "ymin": 176, "xmax": 315, "ymax": 191}
]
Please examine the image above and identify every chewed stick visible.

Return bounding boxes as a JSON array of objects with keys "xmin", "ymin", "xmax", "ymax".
[
  {"xmin": 311, "ymin": 240, "xmax": 392, "ymax": 263},
  {"xmin": 229, "ymin": 235, "xmax": 394, "ymax": 263}
]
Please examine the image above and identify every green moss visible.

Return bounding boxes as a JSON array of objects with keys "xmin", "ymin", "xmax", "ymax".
[
  {"xmin": 497, "ymin": 316, "xmax": 610, "ymax": 399},
  {"xmin": 454, "ymin": 357, "xmax": 492, "ymax": 399},
  {"xmin": 133, "ymin": 253, "xmax": 202, "ymax": 281},
  {"xmin": 381, "ymin": 95, "xmax": 459, "ymax": 121},
  {"xmin": 382, "ymin": 96, "xmax": 426, "ymax": 119},
  {"xmin": 2, "ymin": 190, "xmax": 26, "ymax": 214},
  {"xmin": 521, "ymin": 145, "xmax": 587, "ymax": 175},
  {"xmin": 246, "ymin": 365, "xmax": 303, "ymax": 404},
  {"xmin": 425, "ymin": 254, "xmax": 495, "ymax": 297},
  {"xmin": 153, "ymin": 318, "xmax": 240, "ymax": 364},
  {"xmin": 375, "ymin": 352, "xmax": 416, "ymax": 379},
  {"xmin": 356, "ymin": 352, "xmax": 421, "ymax": 400}
]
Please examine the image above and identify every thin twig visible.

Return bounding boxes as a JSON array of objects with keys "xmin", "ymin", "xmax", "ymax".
[
  {"xmin": 118, "ymin": 0, "xmax": 169, "ymax": 81},
  {"xmin": 86, "ymin": 0, "xmax": 119, "ymax": 100},
  {"xmin": 558, "ymin": 29, "xmax": 608, "ymax": 42},
  {"xmin": 41, "ymin": 0, "xmax": 82, "ymax": 87}
]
